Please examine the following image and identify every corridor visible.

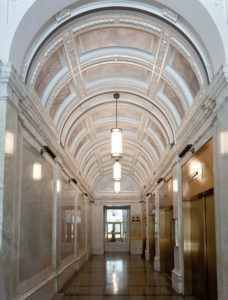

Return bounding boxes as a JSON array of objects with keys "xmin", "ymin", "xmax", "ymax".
[
  {"xmin": 55, "ymin": 254, "xmax": 196, "ymax": 300},
  {"xmin": 1, "ymin": 1, "xmax": 228, "ymax": 299}
]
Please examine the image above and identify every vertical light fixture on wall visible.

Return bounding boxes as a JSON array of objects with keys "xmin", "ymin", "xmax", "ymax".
[
  {"xmin": 57, "ymin": 180, "xmax": 61, "ymax": 193},
  {"xmin": 33, "ymin": 163, "xmax": 42, "ymax": 180},
  {"xmin": 111, "ymin": 93, "xmax": 122, "ymax": 160},
  {"xmin": 220, "ymin": 131, "xmax": 228, "ymax": 154},
  {"xmin": 5, "ymin": 131, "xmax": 14, "ymax": 155},
  {"xmin": 173, "ymin": 179, "xmax": 178, "ymax": 192}
]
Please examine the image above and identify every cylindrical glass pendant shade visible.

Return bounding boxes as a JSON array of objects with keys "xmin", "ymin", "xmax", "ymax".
[
  {"xmin": 114, "ymin": 181, "xmax": 120, "ymax": 193},
  {"xmin": 111, "ymin": 128, "xmax": 122, "ymax": 160},
  {"xmin": 113, "ymin": 161, "xmax": 121, "ymax": 181}
]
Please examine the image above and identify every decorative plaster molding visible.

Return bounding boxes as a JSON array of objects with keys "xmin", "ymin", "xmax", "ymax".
[
  {"xmin": 162, "ymin": 9, "xmax": 179, "ymax": 23},
  {"xmin": 214, "ymin": 0, "xmax": 224, "ymax": 9},
  {"xmin": 72, "ymin": 18, "xmax": 115, "ymax": 33},
  {"xmin": 55, "ymin": 8, "xmax": 71, "ymax": 23},
  {"xmin": 80, "ymin": 55, "xmax": 153, "ymax": 72},
  {"xmin": 44, "ymin": 38, "xmax": 63, "ymax": 58},
  {"xmin": 119, "ymin": 18, "xmax": 162, "ymax": 34}
]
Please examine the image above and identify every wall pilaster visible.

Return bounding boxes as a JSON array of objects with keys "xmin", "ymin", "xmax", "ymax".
[
  {"xmin": 154, "ymin": 186, "xmax": 160, "ymax": 271},
  {"xmin": 213, "ymin": 80, "xmax": 228, "ymax": 299},
  {"xmin": 172, "ymin": 161, "xmax": 184, "ymax": 294}
]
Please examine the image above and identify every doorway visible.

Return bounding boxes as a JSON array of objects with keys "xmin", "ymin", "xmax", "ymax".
[
  {"xmin": 187, "ymin": 189, "xmax": 217, "ymax": 300},
  {"xmin": 159, "ymin": 207, "xmax": 174, "ymax": 274},
  {"xmin": 182, "ymin": 139, "xmax": 217, "ymax": 300},
  {"xmin": 104, "ymin": 207, "xmax": 130, "ymax": 252}
]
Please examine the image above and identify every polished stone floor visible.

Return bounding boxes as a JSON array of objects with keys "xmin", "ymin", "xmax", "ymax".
[{"xmin": 55, "ymin": 253, "xmax": 196, "ymax": 300}]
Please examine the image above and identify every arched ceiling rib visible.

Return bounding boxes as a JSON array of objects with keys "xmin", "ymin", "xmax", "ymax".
[{"xmin": 24, "ymin": 9, "xmax": 209, "ymax": 195}]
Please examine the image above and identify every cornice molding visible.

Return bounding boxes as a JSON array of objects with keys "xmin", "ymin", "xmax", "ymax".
[
  {"xmin": 0, "ymin": 62, "xmax": 92, "ymax": 196},
  {"xmin": 144, "ymin": 65, "xmax": 228, "ymax": 195}
]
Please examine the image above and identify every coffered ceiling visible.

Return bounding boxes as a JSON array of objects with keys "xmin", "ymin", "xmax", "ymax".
[{"xmin": 24, "ymin": 9, "xmax": 210, "ymax": 196}]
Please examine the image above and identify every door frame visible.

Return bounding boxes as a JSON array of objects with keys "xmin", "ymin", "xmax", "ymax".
[{"xmin": 103, "ymin": 206, "xmax": 130, "ymax": 253}]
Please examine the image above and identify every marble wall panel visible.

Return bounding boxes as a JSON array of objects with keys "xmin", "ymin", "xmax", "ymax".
[
  {"xmin": 60, "ymin": 179, "xmax": 75, "ymax": 261},
  {"xmin": 87, "ymin": 204, "xmax": 92, "ymax": 250},
  {"xmin": 2, "ymin": 103, "xmax": 19, "ymax": 299},
  {"xmin": 19, "ymin": 139, "xmax": 53, "ymax": 283},
  {"xmin": 77, "ymin": 194, "xmax": 86, "ymax": 256}
]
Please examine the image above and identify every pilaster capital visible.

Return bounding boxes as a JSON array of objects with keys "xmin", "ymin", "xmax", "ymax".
[
  {"xmin": 207, "ymin": 64, "xmax": 228, "ymax": 102},
  {"xmin": 0, "ymin": 62, "xmax": 27, "ymax": 100}
]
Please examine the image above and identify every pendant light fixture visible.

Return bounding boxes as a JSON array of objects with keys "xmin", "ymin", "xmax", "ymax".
[
  {"xmin": 114, "ymin": 181, "xmax": 120, "ymax": 193},
  {"xmin": 111, "ymin": 93, "xmax": 122, "ymax": 160},
  {"xmin": 113, "ymin": 161, "xmax": 121, "ymax": 181}
]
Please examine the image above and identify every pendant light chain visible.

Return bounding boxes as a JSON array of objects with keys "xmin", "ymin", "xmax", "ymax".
[{"xmin": 114, "ymin": 92, "xmax": 119, "ymax": 129}]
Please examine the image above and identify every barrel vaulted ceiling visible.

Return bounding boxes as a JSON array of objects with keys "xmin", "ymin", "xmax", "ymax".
[{"xmin": 24, "ymin": 8, "xmax": 211, "ymax": 196}]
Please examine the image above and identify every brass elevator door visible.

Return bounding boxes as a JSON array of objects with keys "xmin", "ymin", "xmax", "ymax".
[
  {"xmin": 205, "ymin": 193, "xmax": 217, "ymax": 300},
  {"xmin": 190, "ymin": 191, "xmax": 217, "ymax": 300},
  {"xmin": 160, "ymin": 208, "xmax": 174, "ymax": 274}
]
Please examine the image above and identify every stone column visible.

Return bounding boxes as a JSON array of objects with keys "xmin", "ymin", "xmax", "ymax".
[
  {"xmin": 74, "ymin": 186, "xmax": 79, "ymax": 259},
  {"xmin": 154, "ymin": 186, "xmax": 160, "ymax": 271},
  {"xmin": 84, "ymin": 194, "xmax": 88, "ymax": 259},
  {"xmin": 145, "ymin": 195, "xmax": 150, "ymax": 261},
  {"xmin": 52, "ymin": 158, "xmax": 60, "ymax": 292},
  {"xmin": 0, "ymin": 63, "xmax": 21, "ymax": 300},
  {"xmin": 213, "ymin": 74, "xmax": 228, "ymax": 300},
  {"xmin": 171, "ymin": 160, "xmax": 184, "ymax": 294}
]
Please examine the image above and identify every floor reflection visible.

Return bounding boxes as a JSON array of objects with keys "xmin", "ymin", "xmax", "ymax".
[{"xmin": 57, "ymin": 253, "xmax": 196, "ymax": 300}]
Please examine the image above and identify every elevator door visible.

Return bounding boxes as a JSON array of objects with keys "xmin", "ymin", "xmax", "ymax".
[
  {"xmin": 160, "ymin": 208, "xmax": 174, "ymax": 274},
  {"xmin": 191, "ymin": 191, "xmax": 217, "ymax": 300},
  {"xmin": 149, "ymin": 215, "xmax": 155, "ymax": 261}
]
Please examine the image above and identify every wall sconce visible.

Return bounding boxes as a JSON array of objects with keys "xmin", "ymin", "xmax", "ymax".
[
  {"xmin": 57, "ymin": 180, "xmax": 61, "ymax": 193},
  {"xmin": 5, "ymin": 131, "xmax": 14, "ymax": 155},
  {"xmin": 33, "ymin": 163, "xmax": 42, "ymax": 181},
  {"xmin": 157, "ymin": 177, "xmax": 166, "ymax": 184},
  {"xmin": 173, "ymin": 179, "xmax": 178, "ymax": 192},
  {"xmin": 220, "ymin": 132, "xmax": 228, "ymax": 154},
  {"xmin": 41, "ymin": 146, "xmax": 56, "ymax": 159},
  {"xmin": 178, "ymin": 144, "xmax": 194, "ymax": 158},
  {"xmin": 190, "ymin": 161, "xmax": 203, "ymax": 180},
  {"xmin": 69, "ymin": 178, "xmax": 77, "ymax": 185}
]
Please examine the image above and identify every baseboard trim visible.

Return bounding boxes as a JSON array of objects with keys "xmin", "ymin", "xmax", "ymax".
[
  {"xmin": 172, "ymin": 269, "xmax": 184, "ymax": 294},
  {"xmin": 17, "ymin": 250, "xmax": 91, "ymax": 300}
]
